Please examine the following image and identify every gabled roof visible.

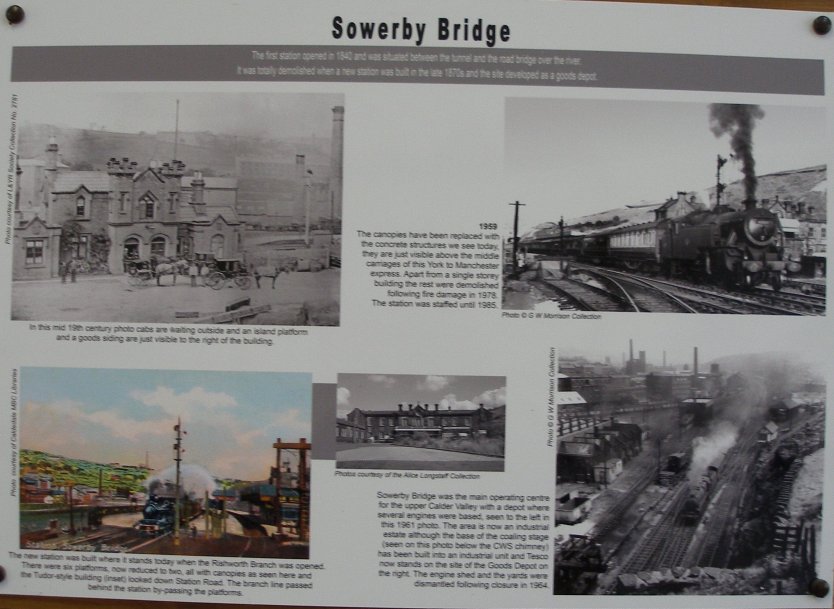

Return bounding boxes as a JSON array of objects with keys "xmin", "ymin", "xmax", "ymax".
[
  {"xmin": 53, "ymin": 171, "xmax": 110, "ymax": 193},
  {"xmin": 557, "ymin": 392, "xmax": 587, "ymax": 405},
  {"xmin": 132, "ymin": 167, "xmax": 166, "ymax": 184},
  {"xmin": 178, "ymin": 205, "xmax": 240, "ymax": 225}
]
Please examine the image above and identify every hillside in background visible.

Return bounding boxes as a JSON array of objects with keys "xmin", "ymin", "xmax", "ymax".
[
  {"xmin": 709, "ymin": 165, "xmax": 827, "ymax": 219},
  {"xmin": 19, "ymin": 123, "xmax": 332, "ymax": 176},
  {"xmin": 20, "ymin": 448, "xmax": 151, "ymax": 494}
]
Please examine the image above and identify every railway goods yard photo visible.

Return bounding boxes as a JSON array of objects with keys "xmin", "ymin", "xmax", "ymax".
[
  {"xmin": 18, "ymin": 368, "xmax": 312, "ymax": 559},
  {"xmin": 551, "ymin": 328, "xmax": 826, "ymax": 595},
  {"xmin": 335, "ymin": 374, "xmax": 506, "ymax": 471},
  {"xmin": 12, "ymin": 92, "xmax": 343, "ymax": 326},
  {"xmin": 503, "ymin": 99, "xmax": 827, "ymax": 315}
]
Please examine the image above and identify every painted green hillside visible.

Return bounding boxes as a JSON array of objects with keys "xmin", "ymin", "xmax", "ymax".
[{"xmin": 20, "ymin": 449, "xmax": 150, "ymax": 495}]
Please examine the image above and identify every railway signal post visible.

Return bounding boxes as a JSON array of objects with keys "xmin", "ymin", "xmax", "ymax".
[
  {"xmin": 173, "ymin": 417, "xmax": 184, "ymax": 546},
  {"xmin": 509, "ymin": 200, "xmax": 525, "ymax": 276}
]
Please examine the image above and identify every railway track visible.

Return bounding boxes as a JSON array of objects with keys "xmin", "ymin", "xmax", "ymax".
[
  {"xmin": 538, "ymin": 269, "xmax": 630, "ymax": 312},
  {"xmin": 580, "ymin": 269, "xmax": 698, "ymax": 313},
  {"xmin": 588, "ymin": 460, "xmax": 657, "ymax": 544},
  {"xmin": 620, "ymin": 484, "xmax": 694, "ymax": 573},
  {"xmin": 566, "ymin": 265, "xmax": 823, "ymax": 315},
  {"xmin": 752, "ymin": 287, "xmax": 826, "ymax": 315},
  {"xmin": 61, "ymin": 526, "xmax": 157, "ymax": 552},
  {"xmin": 691, "ymin": 427, "xmax": 760, "ymax": 568}
]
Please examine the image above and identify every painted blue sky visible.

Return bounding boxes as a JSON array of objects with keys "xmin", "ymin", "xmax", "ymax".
[{"xmin": 20, "ymin": 368, "xmax": 311, "ymax": 481}]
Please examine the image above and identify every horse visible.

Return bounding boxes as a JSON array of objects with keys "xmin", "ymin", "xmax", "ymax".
[
  {"xmin": 253, "ymin": 259, "xmax": 298, "ymax": 289},
  {"xmin": 153, "ymin": 259, "xmax": 188, "ymax": 285}
]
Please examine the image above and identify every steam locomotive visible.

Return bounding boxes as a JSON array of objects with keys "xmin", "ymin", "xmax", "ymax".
[
  {"xmin": 521, "ymin": 200, "xmax": 798, "ymax": 291},
  {"xmin": 679, "ymin": 460, "xmax": 722, "ymax": 525},
  {"xmin": 657, "ymin": 202, "xmax": 793, "ymax": 291},
  {"xmin": 135, "ymin": 492, "xmax": 201, "ymax": 536}
]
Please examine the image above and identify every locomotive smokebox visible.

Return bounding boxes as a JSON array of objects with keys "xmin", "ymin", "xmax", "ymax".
[{"xmin": 743, "ymin": 199, "xmax": 757, "ymax": 211}]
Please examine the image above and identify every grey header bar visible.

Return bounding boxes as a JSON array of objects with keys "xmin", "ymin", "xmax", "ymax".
[{"xmin": 11, "ymin": 45, "xmax": 824, "ymax": 95}]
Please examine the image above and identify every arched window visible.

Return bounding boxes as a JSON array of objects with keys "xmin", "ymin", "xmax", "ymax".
[
  {"xmin": 150, "ymin": 236, "xmax": 167, "ymax": 258},
  {"xmin": 210, "ymin": 234, "xmax": 225, "ymax": 257},
  {"xmin": 123, "ymin": 237, "xmax": 140, "ymax": 260},
  {"xmin": 76, "ymin": 196, "xmax": 86, "ymax": 217}
]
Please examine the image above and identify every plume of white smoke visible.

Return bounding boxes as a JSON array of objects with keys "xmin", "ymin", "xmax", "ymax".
[
  {"xmin": 689, "ymin": 420, "xmax": 737, "ymax": 485},
  {"xmin": 145, "ymin": 463, "xmax": 217, "ymax": 499}
]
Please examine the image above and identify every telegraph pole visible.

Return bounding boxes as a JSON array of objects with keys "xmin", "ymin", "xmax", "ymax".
[
  {"xmin": 304, "ymin": 170, "xmax": 313, "ymax": 246},
  {"xmin": 509, "ymin": 200, "xmax": 525, "ymax": 275},
  {"xmin": 173, "ymin": 418, "xmax": 184, "ymax": 546},
  {"xmin": 559, "ymin": 216, "xmax": 565, "ymax": 271}
]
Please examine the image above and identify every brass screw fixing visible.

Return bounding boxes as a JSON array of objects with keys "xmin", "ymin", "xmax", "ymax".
[
  {"xmin": 813, "ymin": 15, "xmax": 831, "ymax": 35},
  {"xmin": 809, "ymin": 578, "xmax": 830, "ymax": 598},
  {"xmin": 5, "ymin": 4, "xmax": 24, "ymax": 24}
]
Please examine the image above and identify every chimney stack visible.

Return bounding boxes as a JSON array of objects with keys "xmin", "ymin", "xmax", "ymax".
[
  {"xmin": 191, "ymin": 171, "xmax": 205, "ymax": 210},
  {"xmin": 294, "ymin": 154, "xmax": 306, "ymax": 224},
  {"xmin": 330, "ymin": 106, "xmax": 344, "ymax": 221}
]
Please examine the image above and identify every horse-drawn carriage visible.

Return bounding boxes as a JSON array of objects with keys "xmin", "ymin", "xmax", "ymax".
[
  {"xmin": 124, "ymin": 256, "xmax": 187, "ymax": 286},
  {"xmin": 204, "ymin": 257, "xmax": 253, "ymax": 290},
  {"xmin": 124, "ymin": 258, "xmax": 154, "ymax": 286}
]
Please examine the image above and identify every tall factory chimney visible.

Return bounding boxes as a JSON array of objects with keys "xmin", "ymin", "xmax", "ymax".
[
  {"xmin": 330, "ymin": 106, "xmax": 344, "ymax": 222},
  {"xmin": 692, "ymin": 347, "xmax": 699, "ymax": 390},
  {"xmin": 294, "ymin": 154, "xmax": 306, "ymax": 225}
]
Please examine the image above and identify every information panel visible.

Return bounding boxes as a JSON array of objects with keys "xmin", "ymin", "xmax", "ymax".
[{"xmin": 0, "ymin": 1, "xmax": 832, "ymax": 607}]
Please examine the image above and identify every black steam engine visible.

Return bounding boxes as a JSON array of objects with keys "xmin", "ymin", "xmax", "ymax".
[
  {"xmin": 520, "ymin": 155, "xmax": 800, "ymax": 291},
  {"xmin": 658, "ymin": 202, "xmax": 790, "ymax": 291},
  {"xmin": 680, "ymin": 460, "xmax": 722, "ymax": 526},
  {"xmin": 135, "ymin": 489, "xmax": 201, "ymax": 537}
]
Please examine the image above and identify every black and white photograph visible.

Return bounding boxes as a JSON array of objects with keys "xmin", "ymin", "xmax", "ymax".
[
  {"xmin": 552, "ymin": 327, "xmax": 826, "ymax": 595},
  {"xmin": 503, "ymin": 99, "xmax": 827, "ymax": 315},
  {"xmin": 12, "ymin": 92, "xmax": 343, "ymax": 325},
  {"xmin": 336, "ymin": 374, "xmax": 506, "ymax": 471}
]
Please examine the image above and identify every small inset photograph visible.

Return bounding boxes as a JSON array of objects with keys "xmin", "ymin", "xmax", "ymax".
[
  {"xmin": 335, "ymin": 374, "xmax": 506, "ymax": 471},
  {"xmin": 551, "ymin": 334, "xmax": 825, "ymax": 595},
  {"xmin": 503, "ymin": 99, "xmax": 826, "ymax": 315},
  {"xmin": 12, "ymin": 92, "xmax": 343, "ymax": 326},
  {"xmin": 19, "ymin": 367, "xmax": 312, "ymax": 558}
]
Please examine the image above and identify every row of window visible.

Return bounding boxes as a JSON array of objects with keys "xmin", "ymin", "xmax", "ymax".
[
  {"xmin": 610, "ymin": 229, "xmax": 655, "ymax": 248},
  {"xmin": 74, "ymin": 193, "xmax": 179, "ymax": 220},
  {"xmin": 367, "ymin": 416, "xmax": 472, "ymax": 428},
  {"xmin": 25, "ymin": 233, "xmax": 231, "ymax": 268}
]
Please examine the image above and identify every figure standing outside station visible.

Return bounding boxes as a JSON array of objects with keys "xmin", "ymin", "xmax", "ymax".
[{"xmin": 189, "ymin": 260, "xmax": 198, "ymax": 287}]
